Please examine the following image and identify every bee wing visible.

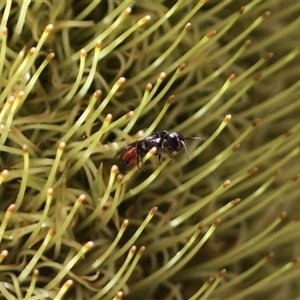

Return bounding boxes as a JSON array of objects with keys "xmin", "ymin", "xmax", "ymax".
[
  {"xmin": 115, "ymin": 141, "xmax": 138, "ymax": 157},
  {"xmin": 115, "ymin": 133, "xmax": 158, "ymax": 157}
]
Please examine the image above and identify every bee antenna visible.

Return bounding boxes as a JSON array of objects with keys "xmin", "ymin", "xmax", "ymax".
[
  {"xmin": 182, "ymin": 137, "xmax": 204, "ymax": 159},
  {"xmin": 181, "ymin": 140, "xmax": 190, "ymax": 160},
  {"xmin": 184, "ymin": 137, "xmax": 205, "ymax": 141}
]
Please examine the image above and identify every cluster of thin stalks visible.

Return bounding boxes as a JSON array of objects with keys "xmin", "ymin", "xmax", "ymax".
[{"xmin": 0, "ymin": 1, "xmax": 300, "ymax": 299}]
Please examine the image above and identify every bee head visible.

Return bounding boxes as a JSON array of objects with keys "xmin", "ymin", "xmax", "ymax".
[
  {"xmin": 166, "ymin": 132, "xmax": 204, "ymax": 159},
  {"xmin": 166, "ymin": 132, "xmax": 184, "ymax": 151}
]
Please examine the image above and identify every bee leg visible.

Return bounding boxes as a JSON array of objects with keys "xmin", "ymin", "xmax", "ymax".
[
  {"xmin": 136, "ymin": 143, "xmax": 145, "ymax": 171},
  {"xmin": 157, "ymin": 153, "xmax": 162, "ymax": 165},
  {"xmin": 140, "ymin": 154, "xmax": 146, "ymax": 172},
  {"xmin": 135, "ymin": 143, "xmax": 141, "ymax": 170}
]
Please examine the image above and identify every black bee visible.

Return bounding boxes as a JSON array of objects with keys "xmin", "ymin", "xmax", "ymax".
[{"xmin": 115, "ymin": 131, "xmax": 204, "ymax": 174}]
